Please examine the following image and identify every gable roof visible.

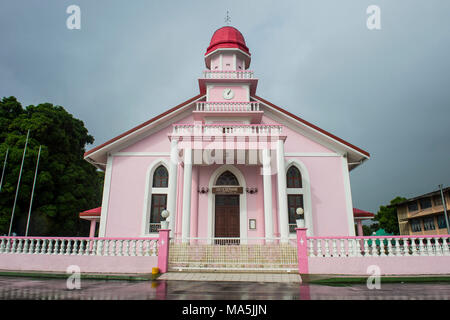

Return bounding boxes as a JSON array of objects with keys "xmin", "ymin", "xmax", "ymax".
[{"xmin": 84, "ymin": 94, "xmax": 370, "ymax": 170}]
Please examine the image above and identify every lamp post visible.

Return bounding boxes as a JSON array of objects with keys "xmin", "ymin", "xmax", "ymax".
[
  {"xmin": 161, "ymin": 210, "xmax": 169, "ymax": 229},
  {"xmin": 296, "ymin": 207, "xmax": 305, "ymax": 228},
  {"xmin": 438, "ymin": 184, "xmax": 450, "ymax": 234}
]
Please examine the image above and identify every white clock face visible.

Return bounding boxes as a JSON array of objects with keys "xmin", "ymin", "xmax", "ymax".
[{"xmin": 223, "ymin": 88, "xmax": 235, "ymax": 100}]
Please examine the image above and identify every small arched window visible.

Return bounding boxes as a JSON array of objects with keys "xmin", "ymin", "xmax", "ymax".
[
  {"xmin": 152, "ymin": 165, "xmax": 168, "ymax": 188},
  {"xmin": 287, "ymin": 166, "xmax": 302, "ymax": 188},
  {"xmin": 216, "ymin": 171, "xmax": 239, "ymax": 186},
  {"xmin": 286, "ymin": 165, "xmax": 304, "ymax": 233}
]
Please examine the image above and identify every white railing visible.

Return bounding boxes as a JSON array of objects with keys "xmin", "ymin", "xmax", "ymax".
[
  {"xmin": 169, "ymin": 237, "xmax": 297, "ymax": 271},
  {"xmin": 202, "ymin": 70, "xmax": 254, "ymax": 79},
  {"xmin": 196, "ymin": 101, "xmax": 260, "ymax": 112},
  {"xmin": 0, "ymin": 236, "xmax": 159, "ymax": 257},
  {"xmin": 172, "ymin": 124, "xmax": 282, "ymax": 136},
  {"xmin": 307, "ymin": 235, "xmax": 450, "ymax": 258}
]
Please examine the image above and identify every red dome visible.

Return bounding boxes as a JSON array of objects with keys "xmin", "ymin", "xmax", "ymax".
[{"xmin": 205, "ymin": 26, "xmax": 250, "ymax": 56}]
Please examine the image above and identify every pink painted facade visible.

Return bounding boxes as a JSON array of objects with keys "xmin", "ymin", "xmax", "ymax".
[{"xmin": 84, "ymin": 26, "xmax": 370, "ymax": 242}]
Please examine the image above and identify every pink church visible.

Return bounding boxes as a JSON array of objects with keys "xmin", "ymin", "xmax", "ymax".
[{"xmin": 82, "ymin": 26, "xmax": 370, "ymax": 243}]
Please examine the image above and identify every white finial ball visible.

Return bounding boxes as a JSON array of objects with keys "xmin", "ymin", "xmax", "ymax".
[
  {"xmin": 161, "ymin": 210, "xmax": 169, "ymax": 219},
  {"xmin": 296, "ymin": 207, "xmax": 304, "ymax": 215}
]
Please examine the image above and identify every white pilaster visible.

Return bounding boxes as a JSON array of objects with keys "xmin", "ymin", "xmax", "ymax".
[
  {"xmin": 167, "ymin": 139, "xmax": 179, "ymax": 237},
  {"xmin": 342, "ymin": 155, "xmax": 356, "ymax": 236},
  {"xmin": 98, "ymin": 154, "xmax": 113, "ymax": 237},
  {"xmin": 181, "ymin": 148, "xmax": 192, "ymax": 243},
  {"xmin": 277, "ymin": 139, "xmax": 289, "ymax": 242},
  {"xmin": 262, "ymin": 149, "xmax": 273, "ymax": 240}
]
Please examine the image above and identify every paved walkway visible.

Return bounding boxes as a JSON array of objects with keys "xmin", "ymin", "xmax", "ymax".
[{"xmin": 158, "ymin": 272, "xmax": 302, "ymax": 283}]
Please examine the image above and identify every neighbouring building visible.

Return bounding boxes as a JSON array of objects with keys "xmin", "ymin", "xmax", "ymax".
[
  {"xmin": 394, "ymin": 187, "xmax": 450, "ymax": 235},
  {"xmin": 81, "ymin": 26, "xmax": 370, "ymax": 242}
]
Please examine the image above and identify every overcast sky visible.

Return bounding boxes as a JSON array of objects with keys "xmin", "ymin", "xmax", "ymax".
[{"xmin": 1, "ymin": 0, "xmax": 449, "ymax": 215}]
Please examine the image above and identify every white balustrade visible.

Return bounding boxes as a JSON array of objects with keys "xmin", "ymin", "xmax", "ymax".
[
  {"xmin": 196, "ymin": 101, "xmax": 260, "ymax": 112},
  {"xmin": 202, "ymin": 70, "xmax": 254, "ymax": 79},
  {"xmin": 173, "ymin": 124, "xmax": 283, "ymax": 136},
  {"xmin": 307, "ymin": 235, "xmax": 450, "ymax": 258},
  {"xmin": 0, "ymin": 237, "xmax": 159, "ymax": 257}
]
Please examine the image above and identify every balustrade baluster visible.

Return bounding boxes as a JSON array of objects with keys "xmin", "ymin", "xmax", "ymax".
[
  {"xmin": 308, "ymin": 239, "xmax": 315, "ymax": 257},
  {"xmin": 11, "ymin": 238, "xmax": 17, "ymax": 253},
  {"xmin": 34, "ymin": 239, "xmax": 41, "ymax": 254},
  {"xmin": 340, "ymin": 239, "xmax": 346, "ymax": 257},
  {"xmin": 331, "ymin": 239, "xmax": 338, "ymax": 257},
  {"xmin": 443, "ymin": 238, "xmax": 450, "ymax": 256},
  {"xmin": 65, "ymin": 240, "xmax": 71, "ymax": 255},
  {"xmin": 316, "ymin": 239, "xmax": 322, "ymax": 257},
  {"xmin": 23, "ymin": 239, "xmax": 29, "ymax": 254},
  {"xmin": 324, "ymin": 239, "xmax": 330, "ymax": 257},
  {"xmin": 47, "ymin": 240, "xmax": 53, "ymax": 254},
  {"xmin": 117, "ymin": 240, "xmax": 123, "ymax": 256},
  {"xmin": 435, "ymin": 237, "xmax": 443, "ymax": 256},
  {"xmin": 363, "ymin": 239, "xmax": 370, "ymax": 256},
  {"xmin": 144, "ymin": 240, "xmax": 150, "ymax": 256},
  {"xmin": 418, "ymin": 238, "xmax": 425, "ymax": 256},
  {"xmin": 152, "ymin": 240, "xmax": 157, "ymax": 256}
]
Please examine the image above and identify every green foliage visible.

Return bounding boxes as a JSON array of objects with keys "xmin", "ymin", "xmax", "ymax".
[
  {"xmin": 0, "ymin": 96, "xmax": 103, "ymax": 236},
  {"xmin": 374, "ymin": 196, "xmax": 407, "ymax": 235}
]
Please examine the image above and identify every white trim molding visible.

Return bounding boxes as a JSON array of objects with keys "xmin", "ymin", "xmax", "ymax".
[
  {"xmin": 99, "ymin": 155, "xmax": 113, "ymax": 237},
  {"xmin": 341, "ymin": 155, "xmax": 356, "ymax": 236},
  {"xmin": 141, "ymin": 159, "xmax": 170, "ymax": 237},
  {"xmin": 207, "ymin": 165, "xmax": 248, "ymax": 244}
]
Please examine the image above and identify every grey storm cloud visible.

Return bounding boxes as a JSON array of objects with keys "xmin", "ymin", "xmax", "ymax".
[{"xmin": 1, "ymin": 0, "xmax": 450, "ymax": 216}]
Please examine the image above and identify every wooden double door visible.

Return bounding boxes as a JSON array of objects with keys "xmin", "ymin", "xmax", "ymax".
[{"xmin": 214, "ymin": 195, "xmax": 240, "ymax": 238}]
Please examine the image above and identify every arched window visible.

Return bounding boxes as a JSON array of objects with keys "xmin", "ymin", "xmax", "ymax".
[
  {"xmin": 286, "ymin": 165, "xmax": 304, "ymax": 233},
  {"xmin": 287, "ymin": 166, "xmax": 302, "ymax": 188},
  {"xmin": 149, "ymin": 164, "xmax": 169, "ymax": 233},
  {"xmin": 152, "ymin": 165, "xmax": 168, "ymax": 187},
  {"xmin": 215, "ymin": 171, "xmax": 239, "ymax": 186}
]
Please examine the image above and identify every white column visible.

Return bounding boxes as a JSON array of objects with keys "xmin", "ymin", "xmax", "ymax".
[
  {"xmin": 181, "ymin": 148, "xmax": 192, "ymax": 243},
  {"xmin": 277, "ymin": 139, "xmax": 289, "ymax": 242},
  {"xmin": 167, "ymin": 139, "xmax": 178, "ymax": 237},
  {"xmin": 262, "ymin": 149, "xmax": 273, "ymax": 240}
]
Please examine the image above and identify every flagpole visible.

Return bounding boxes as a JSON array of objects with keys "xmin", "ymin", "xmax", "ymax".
[
  {"xmin": 0, "ymin": 148, "xmax": 9, "ymax": 192},
  {"xmin": 8, "ymin": 129, "xmax": 30, "ymax": 236},
  {"xmin": 25, "ymin": 145, "xmax": 41, "ymax": 237}
]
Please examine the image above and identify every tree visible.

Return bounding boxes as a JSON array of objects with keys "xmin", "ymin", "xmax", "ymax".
[
  {"xmin": 374, "ymin": 196, "xmax": 407, "ymax": 235},
  {"xmin": 0, "ymin": 96, "xmax": 103, "ymax": 236}
]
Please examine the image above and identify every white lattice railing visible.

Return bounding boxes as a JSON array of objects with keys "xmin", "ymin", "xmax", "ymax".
[
  {"xmin": 307, "ymin": 235, "xmax": 450, "ymax": 258},
  {"xmin": 196, "ymin": 101, "xmax": 260, "ymax": 112},
  {"xmin": 0, "ymin": 237, "xmax": 159, "ymax": 257},
  {"xmin": 202, "ymin": 70, "xmax": 254, "ymax": 79},
  {"xmin": 172, "ymin": 124, "xmax": 283, "ymax": 136},
  {"xmin": 169, "ymin": 237, "xmax": 297, "ymax": 271}
]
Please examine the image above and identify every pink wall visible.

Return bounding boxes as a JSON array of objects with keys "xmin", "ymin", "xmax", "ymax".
[
  {"xmin": 308, "ymin": 256, "xmax": 450, "ymax": 275},
  {"xmin": 208, "ymin": 85, "xmax": 248, "ymax": 102},
  {"xmin": 0, "ymin": 254, "xmax": 157, "ymax": 274}
]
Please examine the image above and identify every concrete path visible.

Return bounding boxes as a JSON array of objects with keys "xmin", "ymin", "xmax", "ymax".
[{"xmin": 158, "ymin": 272, "xmax": 302, "ymax": 283}]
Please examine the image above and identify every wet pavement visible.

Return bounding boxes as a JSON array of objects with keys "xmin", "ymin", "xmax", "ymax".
[{"xmin": 0, "ymin": 276, "xmax": 450, "ymax": 300}]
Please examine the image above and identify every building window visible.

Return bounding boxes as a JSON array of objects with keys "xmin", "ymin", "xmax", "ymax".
[
  {"xmin": 149, "ymin": 164, "xmax": 169, "ymax": 233},
  {"xmin": 407, "ymin": 202, "xmax": 418, "ymax": 212},
  {"xmin": 288, "ymin": 195, "xmax": 303, "ymax": 233},
  {"xmin": 287, "ymin": 166, "xmax": 302, "ymax": 188},
  {"xmin": 286, "ymin": 165, "xmax": 305, "ymax": 233},
  {"xmin": 411, "ymin": 219, "xmax": 422, "ymax": 232},
  {"xmin": 434, "ymin": 196, "xmax": 443, "ymax": 206},
  {"xmin": 419, "ymin": 198, "xmax": 432, "ymax": 210},
  {"xmin": 437, "ymin": 214, "xmax": 448, "ymax": 229},
  {"xmin": 423, "ymin": 217, "xmax": 435, "ymax": 231},
  {"xmin": 150, "ymin": 194, "xmax": 167, "ymax": 232},
  {"xmin": 152, "ymin": 165, "xmax": 168, "ymax": 187},
  {"xmin": 216, "ymin": 171, "xmax": 239, "ymax": 186}
]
